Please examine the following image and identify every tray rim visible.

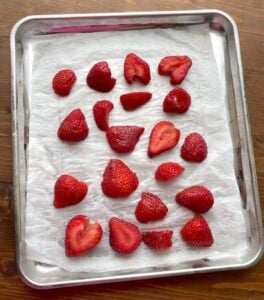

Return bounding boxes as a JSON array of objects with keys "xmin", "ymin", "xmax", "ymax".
[{"xmin": 10, "ymin": 9, "xmax": 264, "ymax": 289}]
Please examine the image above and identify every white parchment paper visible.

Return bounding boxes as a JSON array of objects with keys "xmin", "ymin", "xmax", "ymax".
[{"xmin": 24, "ymin": 25, "xmax": 248, "ymax": 273}]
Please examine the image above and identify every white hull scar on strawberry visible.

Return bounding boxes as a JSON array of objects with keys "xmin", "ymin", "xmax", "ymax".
[{"xmin": 65, "ymin": 215, "xmax": 103, "ymax": 257}]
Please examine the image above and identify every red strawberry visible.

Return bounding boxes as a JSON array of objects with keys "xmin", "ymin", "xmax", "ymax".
[
  {"xmin": 106, "ymin": 126, "xmax": 144, "ymax": 153},
  {"xmin": 148, "ymin": 121, "xmax": 180, "ymax": 158},
  {"xmin": 180, "ymin": 214, "xmax": 214, "ymax": 247},
  {"xmin": 93, "ymin": 100, "xmax": 114, "ymax": 131},
  {"xmin": 135, "ymin": 192, "xmax": 168, "ymax": 223},
  {"xmin": 158, "ymin": 56, "xmax": 192, "ymax": 84},
  {"xmin": 58, "ymin": 109, "xmax": 89, "ymax": 141},
  {"xmin": 124, "ymin": 53, "xmax": 151, "ymax": 85},
  {"xmin": 101, "ymin": 159, "xmax": 138, "ymax": 198},
  {"xmin": 181, "ymin": 132, "xmax": 207, "ymax": 162},
  {"xmin": 163, "ymin": 88, "xmax": 191, "ymax": 113},
  {"xmin": 54, "ymin": 175, "xmax": 88, "ymax": 208},
  {"xmin": 143, "ymin": 230, "xmax": 173, "ymax": 251},
  {"xmin": 65, "ymin": 215, "xmax": 102, "ymax": 257},
  {"xmin": 87, "ymin": 61, "xmax": 116, "ymax": 92},
  {"xmin": 175, "ymin": 186, "xmax": 214, "ymax": 213},
  {"xmin": 155, "ymin": 162, "xmax": 184, "ymax": 181},
  {"xmin": 120, "ymin": 92, "xmax": 152, "ymax": 111},
  {"xmin": 52, "ymin": 69, "xmax": 76, "ymax": 96},
  {"xmin": 109, "ymin": 217, "xmax": 142, "ymax": 254}
]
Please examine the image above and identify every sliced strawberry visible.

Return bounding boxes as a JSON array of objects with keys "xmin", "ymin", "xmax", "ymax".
[
  {"xmin": 158, "ymin": 56, "xmax": 192, "ymax": 84},
  {"xmin": 155, "ymin": 162, "xmax": 184, "ymax": 181},
  {"xmin": 148, "ymin": 121, "xmax": 180, "ymax": 158},
  {"xmin": 124, "ymin": 53, "xmax": 151, "ymax": 85},
  {"xmin": 109, "ymin": 217, "xmax": 142, "ymax": 254},
  {"xmin": 180, "ymin": 214, "xmax": 214, "ymax": 247},
  {"xmin": 87, "ymin": 61, "xmax": 116, "ymax": 92},
  {"xmin": 163, "ymin": 88, "xmax": 191, "ymax": 113},
  {"xmin": 65, "ymin": 215, "xmax": 103, "ymax": 257},
  {"xmin": 143, "ymin": 230, "xmax": 173, "ymax": 251},
  {"xmin": 135, "ymin": 192, "xmax": 168, "ymax": 223},
  {"xmin": 101, "ymin": 159, "xmax": 138, "ymax": 198},
  {"xmin": 93, "ymin": 100, "xmax": 114, "ymax": 131},
  {"xmin": 120, "ymin": 92, "xmax": 152, "ymax": 111},
  {"xmin": 57, "ymin": 109, "xmax": 89, "ymax": 142},
  {"xmin": 52, "ymin": 69, "xmax": 76, "ymax": 96},
  {"xmin": 181, "ymin": 132, "xmax": 207, "ymax": 162},
  {"xmin": 175, "ymin": 186, "xmax": 214, "ymax": 213},
  {"xmin": 106, "ymin": 126, "xmax": 144, "ymax": 153},
  {"xmin": 54, "ymin": 175, "xmax": 88, "ymax": 208}
]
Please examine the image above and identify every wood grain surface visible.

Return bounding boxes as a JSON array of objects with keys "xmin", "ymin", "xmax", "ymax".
[{"xmin": 0, "ymin": 0, "xmax": 263, "ymax": 299}]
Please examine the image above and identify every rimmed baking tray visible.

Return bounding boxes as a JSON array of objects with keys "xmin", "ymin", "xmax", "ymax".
[{"xmin": 10, "ymin": 10, "xmax": 263, "ymax": 289}]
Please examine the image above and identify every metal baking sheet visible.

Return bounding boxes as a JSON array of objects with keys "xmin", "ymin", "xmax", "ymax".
[{"xmin": 10, "ymin": 10, "xmax": 263, "ymax": 289}]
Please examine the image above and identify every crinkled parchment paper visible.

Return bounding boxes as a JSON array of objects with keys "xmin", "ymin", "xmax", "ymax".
[{"xmin": 23, "ymin": 25, "xmax": 248, "ymax": 272}]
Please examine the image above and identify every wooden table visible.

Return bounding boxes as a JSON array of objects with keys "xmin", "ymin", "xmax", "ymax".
[{"xmin": 0, "ymin": 1, "xmax": 263, "ymax": 299}]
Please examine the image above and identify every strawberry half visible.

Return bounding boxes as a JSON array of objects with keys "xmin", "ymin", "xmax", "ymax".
[
  {"xmin": 106, "ymin": 126, "xmax": 144, "ymax": 153},
  {"xmin": 93, "ymin": 100, "xmax": 114, "ymax": 131},
  {"xmin": 175, "ymin": 186, "xmax": 214, "ymax": 213},
  {"xmin": 163, "ymin": 87, "xmax": 191, "ymax": 113},
  {"xmin": 181, "ymin": 132, "xmax": 207, "ymax": 162},
  {"xmin": 135, "ymin": 192, "xmax": 168, "ymax": 223},
  {"xmin": 57, "ymin": 109, "xmax": 89, "ymax": 142},
  {"xmin": 180, "ymin": 214, "xmax": 214, "ymax": 247},
  {"xmin": 120, "ymin": 92, "xmax": 152, "ymax": 111},
  {"xmin": 87, "ymin": 61, "xmax": 116, "ymax": 92},
  {"xmin": 124, "ymin": 53, "xmax": 151, "ymax": 85},
  {"xmin": 54, "ymin": 175, "xmax": 88, "ymax": 208},
  {"xmin": 143, "ymin": 230, "xmax": 173, "ymax": 251},
  {"xmin": 155, "ymin": 162, "xmax": 184, "ymax": 181},
  {"xmin": 109, "ymin": 217, "xmax": 142, "ymax": 254},
  {"xmin": 65, "ymin": 215, "xmax": 103, "ymax": 257},
  {"xmin": 158, "ymin": 56, "xmax": 192, "ymax": 84},
  {"xmin": 101, "ymin": 159, "xmax": 139, "ymax": 198},
  {"xmin": 148, "ymin": 121, "xmax": 180, "ymax": 158},
  {"xmin": 52, "ymin": 69, "xmax": 76, "ymax": 96}
]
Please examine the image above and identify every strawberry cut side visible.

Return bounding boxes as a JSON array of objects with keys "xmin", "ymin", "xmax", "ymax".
[
  {"xmin": 158, "ymin": 56, "xmax": 192, "ymax": 84},
  {"xmin": 65, "ymin": 215, "xmax": 103, "ymax": 257},
  {"xmin": 163, "ymin": 87, "xmax": 191, "ymax": 113},
  {"xmin": 148, "ymin": 121, "xmax": 180, "ymax": 158},
  {"xmin": 124, "ymin": 53, "xmax": 151, "ymax": 85},
  {"xmin": 109, "ymin": 217, "xmax": 142, "ymax": 254}
]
